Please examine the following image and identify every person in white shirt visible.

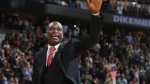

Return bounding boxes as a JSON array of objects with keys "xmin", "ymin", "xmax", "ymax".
[
  {"xmin": 85, "ymin": 51, "xmax": 93, "ymax": 68},
  {"xmin": 117, "ymin": 74, "xmax": 127, "ymax": 84},
  {"xmin": 116, "ymin": 3, "xmax": 123, "ymax": 15}
]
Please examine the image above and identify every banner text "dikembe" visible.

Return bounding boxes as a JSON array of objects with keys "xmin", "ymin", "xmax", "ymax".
[{"xmin": 113, "ymin": 15, "xmax": 150, "ymax": 27}]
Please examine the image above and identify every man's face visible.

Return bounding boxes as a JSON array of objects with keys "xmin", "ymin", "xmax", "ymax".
[
  {"xmin": 121, "ymin": 74, "xmax": 124, "ymax": 79},
  {"xmin": 47, "ymin": 22, "xmax": 63, "ymax": 46}
]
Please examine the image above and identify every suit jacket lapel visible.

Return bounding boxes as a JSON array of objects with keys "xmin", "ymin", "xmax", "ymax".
[
  {"xmin": 37, "ymin": 47, "xmax": 47, "ymax": 76},
  {"xmin": 55, "ymin": 43, "xmax": 66, "ymax": 74},
  {"xmin": 42, "ymin": 47, "xmax": 47, "ymax": 70}
]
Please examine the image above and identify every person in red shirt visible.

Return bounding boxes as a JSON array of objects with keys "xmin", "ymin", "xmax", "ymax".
[
  {"xmin": 13, "ymin": 37, "xmax": 21, "ymax": 48},
  {"xmin": 35, "ymin": 26, "xmax": 42, "ymax": 43}
]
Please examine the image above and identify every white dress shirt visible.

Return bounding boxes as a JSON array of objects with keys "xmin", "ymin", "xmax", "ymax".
[{"xmin": 46, "ymin": 43, "xmax": 60, "ymax": 66}]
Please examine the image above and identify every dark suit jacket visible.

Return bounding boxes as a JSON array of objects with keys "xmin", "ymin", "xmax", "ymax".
[{"xmin": 32, "ymin": 14, "xmax": 104, "ymax": 84}]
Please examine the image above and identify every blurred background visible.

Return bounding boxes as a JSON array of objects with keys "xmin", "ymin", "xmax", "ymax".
[{"xmin": 0, "ymin": 0, "xmax": 150, "ymax": 84}]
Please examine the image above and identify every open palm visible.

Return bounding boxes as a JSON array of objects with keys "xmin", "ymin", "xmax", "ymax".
[{"xmin": 86, "ymin": 0, "xmax": 103, "ymax": 14}]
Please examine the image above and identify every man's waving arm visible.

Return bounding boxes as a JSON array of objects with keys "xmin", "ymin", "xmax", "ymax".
[{"xmin": 74, "ymin": 0, "xmax": 104, "ymax": 56}]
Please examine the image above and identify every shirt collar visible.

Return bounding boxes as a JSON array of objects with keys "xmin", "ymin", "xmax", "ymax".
[{"xmin": 48, "ymin": 43, "xmax": 60, "ymax": 51}]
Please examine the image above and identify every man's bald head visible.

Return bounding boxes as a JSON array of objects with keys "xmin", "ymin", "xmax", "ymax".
[{"xmin": 48, "ymin": 21, "xmax": 63, "ymax": 31}]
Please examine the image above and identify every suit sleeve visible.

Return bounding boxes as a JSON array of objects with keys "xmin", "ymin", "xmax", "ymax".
[
  {"xmin": 74, "ymin": 14, "xmax": 104, "ymax": 56},
  {"xmin": 32, "ymin": 54, "xmax": 38, "ymax": 84}
]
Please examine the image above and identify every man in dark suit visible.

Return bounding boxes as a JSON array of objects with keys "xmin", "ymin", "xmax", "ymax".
[{"xmin": 32, "ymin": 0, "xmax": 103, "ymax": 84}]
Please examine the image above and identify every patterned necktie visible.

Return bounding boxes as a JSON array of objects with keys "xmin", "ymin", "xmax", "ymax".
[{"xmin": 47, "ymin": 46, "xmax": 55, "ymax": 67}]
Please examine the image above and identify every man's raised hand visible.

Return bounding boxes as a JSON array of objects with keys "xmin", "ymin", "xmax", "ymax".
[{"xmin": 86, "ymin": 0, "xmax": 103, "ymax": 14}]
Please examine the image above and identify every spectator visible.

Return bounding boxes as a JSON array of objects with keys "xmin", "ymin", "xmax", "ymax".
[
  {"xmin": 109, "ymin": 67, "xmax": 117, "ymax": 80},
  {"xmin": 2, "ymin": 63, "xmax": 14, "ymax": 82},
  {"xmin": 81, "ymin": 70, "xmax": 93, "ymax": 84},
  {"xmin": 13, "ymin": 37, "xmax": 21, "ymax": 48},
  {"xmin": 3, "ymin": 40, "xmax": 11, "ymax": 54},
  {"xmin": 117, "ymin": 73, "xmax": 127, "ymax": 84},
  {"xmin": 35, "ymin": 26, "xmax": 42, "ymax": 43},
  {"xmin": 24, "ymin": 74, "xmax": 32, "ymax": 84},
  {"xmin": 14, "ymin": 77, "xmax": 19, "ymax": 84},
  {"xmin": 93, "ymin": 53, "xmax": 101, "ymax": 68},
  {"xmin": 0, "ymin": 14, "xmax": 6, "ymax": 28},
  {"xmin": 90, "ymin": 64, "xmax": 99, "ymax": 79},
  {"xmin": 109, "ymin": 60, "xmax": 116, "ymax": 68},
  {"xmin": 130, "ymin": 77, "xmax": 139, "ymax": 84},
  {"xmin": 104, "ymin": 73, "xmax": 116, "ymax": 84},
  {"xmin": 43, "ymin": 17, "xmax": 50, "ymax": 26},
  {"xmin": 124, "ymin": 70, "xmax": 131, "ymax": 84},
  {"xmin": 9, "ymin": 77, "xmax": 15, "ymax": 84},
  {"xmin": 27, "ymin": 23, "xmax": 34, "ymax": 35},
  {"xmin": 19, "ymin": 20, "xmax": 26, "ymax": 30},
  {"xmin": 104, "ymin": 61, "xmax": 111, "ymax": 71},
  {"xmin": 0, "ymin": 30, "xmax": 6, "ymax": 44},
  {"xmin": 93, "ymin": 77, "xmax": 100, "ymax": 84},
  {"xmin": 125, "ymin": 32, "xmax": 133, "ymax": 44},
  {"xmin": 116, "ymin": 3, "xmax": 123, "ymax": 15},
  {"xmin": 22, "ymin": 63, "xmax": 32, "ymax": 81},
  {"xmin": 2, "ymin": 77, "xmax": 8, "ymax": 84},
  {"xmin": 85, "ymin": 51, "xmax": 93, "ymax": 69},
  {"xmin": 75, "ymin": 1, "xmax": 81, "ymax": 8},
  {"xmin": 109, "ymin": 0, "xmax": 117, "ymax": 13},
  {"xmin": 99, "ymin": 63, "xmax": 107, "ymax": 84}
]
